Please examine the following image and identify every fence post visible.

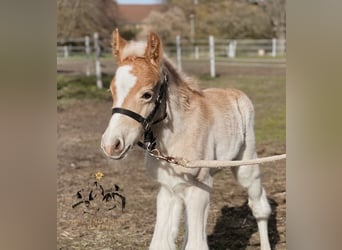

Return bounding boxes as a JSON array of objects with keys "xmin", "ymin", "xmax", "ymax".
[
  {"xmin": 228, "ymin": 40, "xmax": 237, "ymax": 58},
  {"xmin": 195, "ymin": 46, "xmax": 199, "ymax": 60},
  {"xmin": 85, "ymin": 36, "xmax": 91, "ymax": 76},
  {"xmin": 209, "ymin": 35, "xmax": 215, "ymax": 78},
  {"xmin": 93, "ymin": 32, "xmax": 103, "ymax": 89},
  {"xmin": 176, "ymin": 35, "xmax": 182, "ymax": 71},
  {"xmin": 272, "ymin": 38, "xmax": 277, "ymax": 57},
  {"xmin": 63, "ymin": 45, "xmax": 68, "ymax": 58},
  {"xmin": 279, "ymin": 38, "xmax": 285, "ymax": 55}
]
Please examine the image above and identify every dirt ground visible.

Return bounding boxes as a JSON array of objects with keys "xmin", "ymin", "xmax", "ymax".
[{"xmin": 57, "ymin": 59, "xmax": 286, "ymax": 250}]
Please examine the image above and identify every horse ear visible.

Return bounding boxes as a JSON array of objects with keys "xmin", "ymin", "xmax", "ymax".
[
  {"xmin": 112, "ymin": 28, "xmax": 127, "ymax": 63},
  {"xmin": 145, "ymin": 32, "xmax": 163, "ymax": 66}
]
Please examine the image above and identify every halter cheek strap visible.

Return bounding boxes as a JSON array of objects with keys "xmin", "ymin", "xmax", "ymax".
[{"xmin": 111, "ymin": 73, "xmax": 168, "ymax": 151}]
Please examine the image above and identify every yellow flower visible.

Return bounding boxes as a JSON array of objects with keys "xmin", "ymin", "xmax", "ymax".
[{"xmin": 95, "ymin": 171, "xmax": 104, "ymax": 181}]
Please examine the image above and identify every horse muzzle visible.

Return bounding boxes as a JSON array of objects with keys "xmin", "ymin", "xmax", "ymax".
[{"xmin": 101, "ymin": 136, "xmax": 131, "ymax": 160}]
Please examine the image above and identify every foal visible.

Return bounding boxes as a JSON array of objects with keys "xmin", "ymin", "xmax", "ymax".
[{"xmin": 101, "ymin": 29, "xmax": 272, "ymax": 250}]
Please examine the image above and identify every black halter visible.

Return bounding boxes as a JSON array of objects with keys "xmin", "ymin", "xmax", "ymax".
[{"xmin": 111, "ymin": 73, "xmax": 168, "ymax": 151}]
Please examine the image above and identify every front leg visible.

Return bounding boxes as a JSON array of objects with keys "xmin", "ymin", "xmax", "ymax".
[
  {"xmin": 150, "ymin": 185, "xmax": 183, "ymax": 250},
  {"xmin": 182, "ymin": 185, "xmax": 211, "ymax": 250}
]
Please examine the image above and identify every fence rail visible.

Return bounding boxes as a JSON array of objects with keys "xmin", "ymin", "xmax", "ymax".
[
  {"xmin": 57, "ymin": 35, "xmax": 286, "ymax": 59},
  {"xmin": 57, "ymin": 33, "xmax": 286, "ymax": 88}
]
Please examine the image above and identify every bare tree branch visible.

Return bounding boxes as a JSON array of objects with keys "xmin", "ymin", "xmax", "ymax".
[{"xmin": 57, "ymin": 0, "xmax": 118, "ymax": 40}]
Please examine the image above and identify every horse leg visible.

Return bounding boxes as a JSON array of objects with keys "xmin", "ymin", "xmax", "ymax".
[
  {"xmin": 232, "ymin": 135, "xmax": 272, "ymax": 250},
  {"xmin": 182, "ymin": 185, "xmax": 210, "ymax": 250},
  {"xmin": 150, "ymin": 185, "xmax": 183, "ymax": 250}
]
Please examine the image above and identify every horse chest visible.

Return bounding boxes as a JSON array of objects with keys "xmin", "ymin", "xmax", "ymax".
[{"xmin": 144, "ymin": 156, "xmax": 199, "ymax": 191}]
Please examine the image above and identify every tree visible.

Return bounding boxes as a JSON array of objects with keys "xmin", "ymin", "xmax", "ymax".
[
  {"xmin": 138, "ymin": 6, "xmax": 190, "ymax": 43},
  {"xmin": 158, "ymin": 0, "xmax": 275, "ymax": 40},
  {"xmin": 57, "ymin": 0, "xmax": 118, "ymax": 39},
  {"xmin": 261, "ymin": 0, "xmax": 286, "ymax": 39},
  {"xmin": 195, "ymin": 0, "xmax": 273, "ymax": 39}
]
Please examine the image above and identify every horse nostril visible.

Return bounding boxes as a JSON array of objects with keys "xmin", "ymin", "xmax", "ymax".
[
  {"xmin": 113, "ymin": 138, "xmax": 123, "ymax": 152},
  {"xmin": 103, "ymin": 137, "xmax": 125, "ymax": 156}
]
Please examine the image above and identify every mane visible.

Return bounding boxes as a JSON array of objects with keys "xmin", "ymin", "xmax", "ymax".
[
  {"xmin": 162, "ymin": 56, "xmax": 203, "ymax": 96},
  {"xmin": 162, "ymin": 56, "xmax": 203, "ymax": 111},
  {"xmin": 121, "ymin": 41, "xmax": 147, "ymax": 60}
]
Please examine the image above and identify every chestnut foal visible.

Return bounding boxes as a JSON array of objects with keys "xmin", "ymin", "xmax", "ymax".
[{"xmin": 101, "ymin": 29, "xmax": 271, "ymax": 250}]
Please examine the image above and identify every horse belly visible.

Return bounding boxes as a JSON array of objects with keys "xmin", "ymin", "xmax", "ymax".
[{"xmin": 212, "ymin": 117, "xmax": 244, "ymax": 161}]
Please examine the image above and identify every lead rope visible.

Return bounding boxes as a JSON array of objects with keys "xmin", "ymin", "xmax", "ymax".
[{"xmin": 146, "ymin": 148, "xmax": 286, "ymax": 168}]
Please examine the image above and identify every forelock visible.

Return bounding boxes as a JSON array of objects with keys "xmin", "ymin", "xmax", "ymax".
[{"xmin": 121, "ymin": 41, "xmax": 147, "ymax": 61}]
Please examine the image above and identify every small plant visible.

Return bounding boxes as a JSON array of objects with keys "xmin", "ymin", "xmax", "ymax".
[{"xmin": 72, "ymin": 172, "xmax": 126, "ymax": 215}]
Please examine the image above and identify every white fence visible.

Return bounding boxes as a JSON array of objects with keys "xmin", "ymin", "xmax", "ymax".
[
  {"xmin": 57, "ymin": 34, "xmax": 286, "ymax": 86},
  {"xmin": 57, "ymin": 36, "xmax": 286, "ymax": 59},
  {"xmin": 165, "ymin": 37, "xmax": 286, "ymax": 60}
]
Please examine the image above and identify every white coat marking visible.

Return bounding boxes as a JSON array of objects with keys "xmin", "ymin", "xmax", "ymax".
[
  {"xmin": 114, "ymin": 65, "xmax": 137, "ymax": 107},
  {"xmin": 101, "ymin": 65, "xmax": 137, "ymax": 147}
]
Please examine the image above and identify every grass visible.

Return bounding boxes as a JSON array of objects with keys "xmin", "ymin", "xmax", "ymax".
[
  {"xmin": 57, "ymin": 73, "xmax": 285, "ymax": 146},
  {"xmin": 57, "ymin": 74, "xmax": 113, "ymax": 100}
]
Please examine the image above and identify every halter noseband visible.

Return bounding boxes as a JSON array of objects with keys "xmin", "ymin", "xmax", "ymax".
[{"xmin": 111, "ymin": 73, "xmax": 168, "ymax": 151}]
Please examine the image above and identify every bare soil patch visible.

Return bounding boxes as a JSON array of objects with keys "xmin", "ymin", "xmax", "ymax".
[
  {"xmin": 57, "ymin": 98, "xmax": 285, "ymax": 249},
  {"xmin": 57, "ymin": 59, "xmax": 285, "ymax": 249}
]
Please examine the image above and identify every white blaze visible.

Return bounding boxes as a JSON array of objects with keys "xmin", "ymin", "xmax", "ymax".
[
  {"xmin": 102, "ymin": 65, "xmax": 137, "ymax": 147},
  {"xmin": 114, "ymin": 65, "xmax": 137, "ymax": 107}
]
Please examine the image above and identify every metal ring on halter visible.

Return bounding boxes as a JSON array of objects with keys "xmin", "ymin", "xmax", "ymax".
[
  {"xmin": 149, "ymin": 149, "xmax": 164, "ymax": 160},
  {"xmin": 147, "ymin": 148, "xmax": 179, "ymax": 165},
  {"xmin": 149, "ymin": 149, "xmax": 160, "ymax": 156}
]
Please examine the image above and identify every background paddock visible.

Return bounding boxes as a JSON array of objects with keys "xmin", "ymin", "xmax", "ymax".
[{"xmin": 57, "ymin": 59, "xmax": 285, "ymax": 249}]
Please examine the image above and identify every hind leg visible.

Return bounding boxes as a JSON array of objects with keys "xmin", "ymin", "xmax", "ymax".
[{"xmin": 232, "ymin": 141, "xmax": 272, "ymax": 250}]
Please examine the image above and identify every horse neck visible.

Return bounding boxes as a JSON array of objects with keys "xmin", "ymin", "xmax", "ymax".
[
  {"xmin": 154, "ymin": 60, "xmax": 201, "ymax": 147},
  {"xmin": 161, "ymin": 57, "xmax": 202, "ymax": 111}
]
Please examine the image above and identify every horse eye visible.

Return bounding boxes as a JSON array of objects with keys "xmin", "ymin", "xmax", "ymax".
[{"xmin": 142, "ymin": 92, "xmax": 153, "ymax": 100}]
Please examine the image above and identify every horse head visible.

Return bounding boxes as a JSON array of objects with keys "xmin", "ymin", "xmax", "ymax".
[{"xmin": 101, "ymin": 29, "xmax": 166, "ymax": 159}]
